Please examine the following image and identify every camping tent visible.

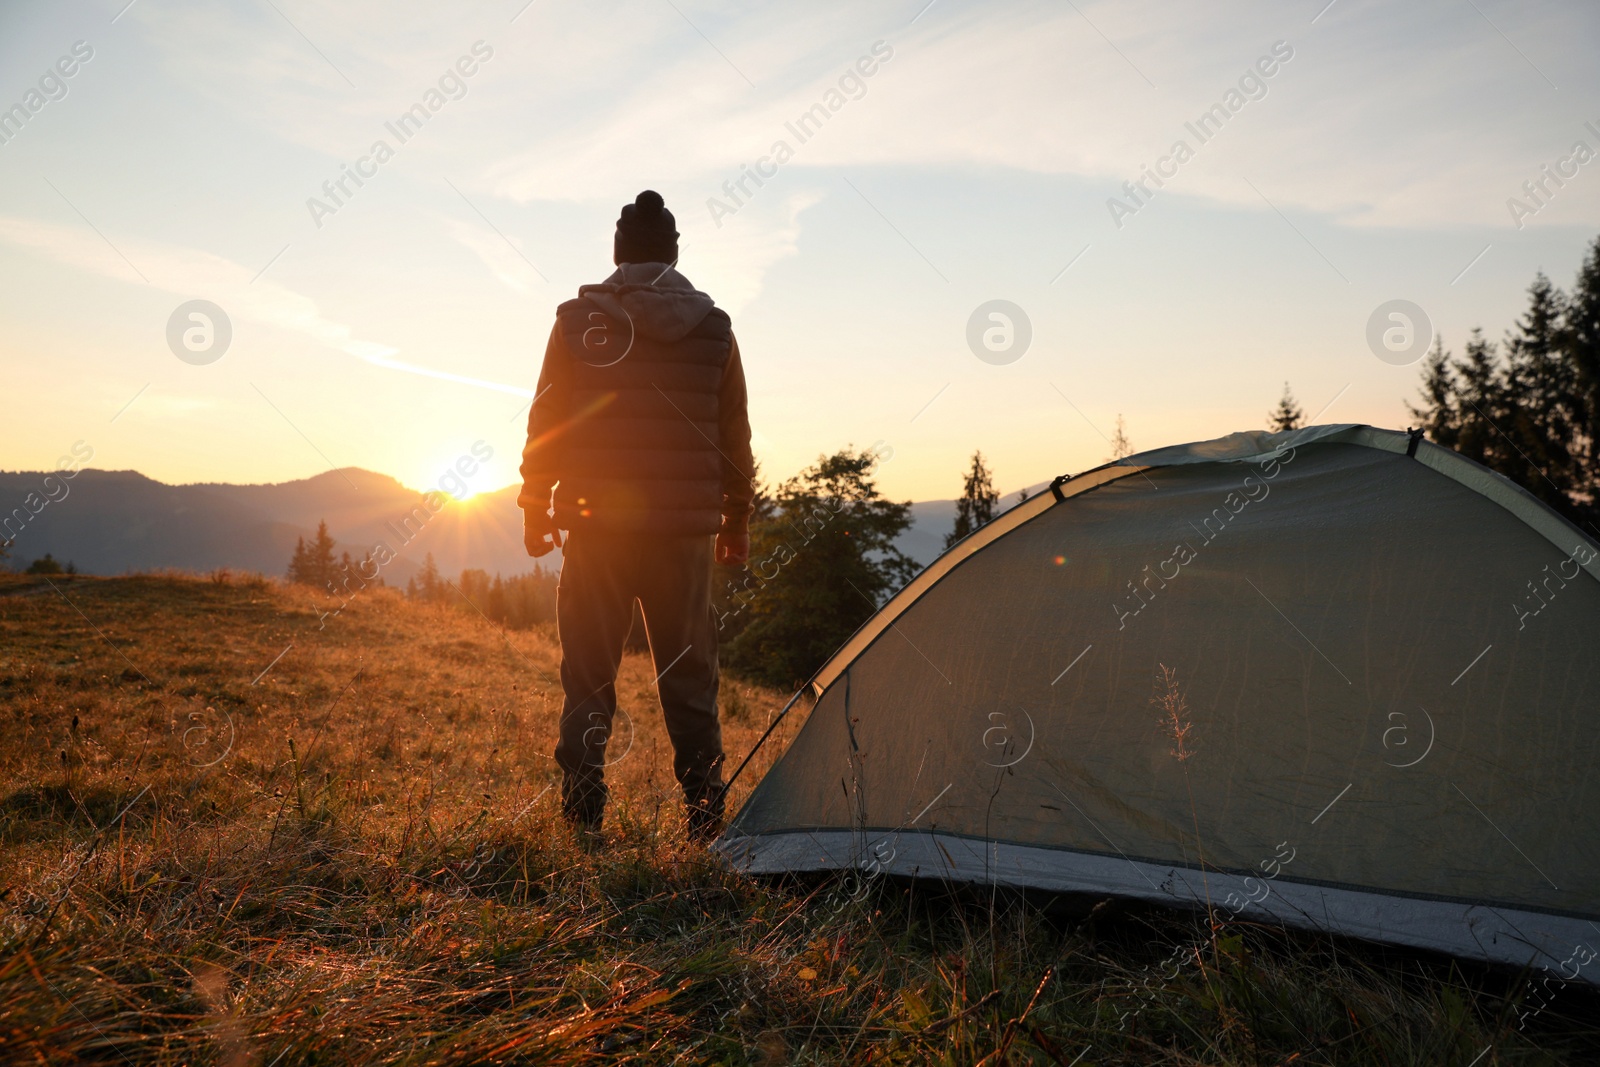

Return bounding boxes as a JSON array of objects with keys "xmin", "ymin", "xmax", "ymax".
[{"xmin": 716, "ymin": 425, "xmax": 1600, "ymax": 980}]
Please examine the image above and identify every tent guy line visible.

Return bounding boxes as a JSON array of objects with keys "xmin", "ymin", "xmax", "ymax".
[
  {"xmin": 1050, "ymin": 644, "xmax": 1093, "ymax": 685},
  {"xmin": 1310, "ymin": 783, "xmax": 1352, "ymax": 825}
]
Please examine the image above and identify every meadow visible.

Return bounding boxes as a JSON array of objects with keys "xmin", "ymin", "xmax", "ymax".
[{"xmin": 1, "ymin": 572, "xmax": 1595, "ymax": 1064}]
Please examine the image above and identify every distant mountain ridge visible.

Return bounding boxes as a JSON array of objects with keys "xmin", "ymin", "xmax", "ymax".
[
  {"xmin": 0, "ymin": 468, "xmax": 532, "ymax": 583},
  {"xmin": 0, "ymin": 468, "xmax": 1051, "ymax": 579}
]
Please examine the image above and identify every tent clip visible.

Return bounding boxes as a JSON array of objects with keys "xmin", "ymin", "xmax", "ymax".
[
  {"xmin": 1405, "ymin": 427, "xmax": 1423, "ymax": 458},
  {"xmin": 1048, "ymin": 474, "xmax": 1072, "ymax": 502}
]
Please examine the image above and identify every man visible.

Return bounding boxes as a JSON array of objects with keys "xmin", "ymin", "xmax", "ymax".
[{"xmin": 519, "ymin": 189, "xmax": 754, "ymax": 843}]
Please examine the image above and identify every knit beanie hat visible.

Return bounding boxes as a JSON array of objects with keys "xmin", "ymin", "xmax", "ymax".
[{"xmin": 613, "ymin": 189, "xmax": 679, "ymax": 265}]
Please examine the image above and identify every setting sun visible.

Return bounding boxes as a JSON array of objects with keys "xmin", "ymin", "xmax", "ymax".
[{"xmin": 413, "ymin": 440, "xmax": 497, "ymax": 503}]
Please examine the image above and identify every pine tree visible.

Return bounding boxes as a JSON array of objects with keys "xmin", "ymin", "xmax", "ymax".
[
  {"xmin": 1564, "ymin": 235, "xmax": 1600, "ymax": 501},
  {"xmin": 1267, "ymin": 382, "xmax": 1305, "ymax": 432},
  {"xmin": 286, "ymin": 537, "xmax": 309, "ymax": 583},
  {"xmin": 286, "ymin": 521, "xmax": 338, "ymax": 587},
  {"xmin": 1407, "ymin": 337, "xmax": 1459, "ymax": 449},
  {"xmin": 310, "ymin": 523, "xmax": 336, "ymax": 584},
  {"xmin": 417, "ymin": 553, "xmax": 442, "ymax": 602},
  {"xmin": 1500, "ymin": 273, "xmax": 1581, "ymax": 508},
  {"xmin": 1453, "ymin": 328, "xmax": 1504, "ymax": 470},
  {"xmin": 1107, "ymin": 415, "xmax": 1133, "ymax": 460},
  {"xmin": 1408, "ymin": 238, "xmax": 1600, "ymax": 527},
  {"xmin": 945, "ymin": 450, "xmax": 999, "ymax": 549}
]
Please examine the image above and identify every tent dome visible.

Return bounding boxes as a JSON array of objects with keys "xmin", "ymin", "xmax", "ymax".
[{"xmin": 718, "ymin": 425, "xmax": 1600, "ymax": 979}]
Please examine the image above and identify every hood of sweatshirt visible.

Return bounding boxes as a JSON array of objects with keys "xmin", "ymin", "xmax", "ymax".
[{"xmin": 575, "ymin": 264, "xmax": 719, "ymax": 344}]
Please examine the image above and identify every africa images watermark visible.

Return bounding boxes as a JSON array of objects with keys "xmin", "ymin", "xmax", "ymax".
[
  {"xmin": 312, "ymin": 441, "xmax": 495, "ymax": 629},
  {"xmin": 1506, "ymin": 119, "xmax": 1600, "ymax": 230},
  {"xmin": 166, "ymin": 299, "xmax": 233, "ymax": 365},
  {"xmin": 1112, "ymin": 444, "xmax": 1297, "ymax": 630},
  {"xmin": 1, "ymin": 440, "xmax": 95, "ymax": 550},
  {"xmin": 305, "ymin": 41, "xmax": 495, "ymax": 229},
  {"xmin": 1116, "ymin": 839, "xmax": 1300, "ymax": 1029},
  {"xmin": 1106, "ymin": 40, "xmax": 1295, "ymax": 230},
  {"xmin": 714, "ymin": 439, "xmax": 893, "ymax": 631},
  {"xmin": 1512, "ymin": 541, "xmax": 1597, "ymax": 631},
  {"xmin": 0, "ymin": 40, "xmax": 95, "ymax": 148},
  {"xmin": 705, "ymin": 41, "xmax": 894, "ymax": 228}
]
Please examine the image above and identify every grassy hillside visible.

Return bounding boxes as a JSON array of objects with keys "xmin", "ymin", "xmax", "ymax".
[{"xmin": 1, "ymin": 573, "xmax": 1595, "ymax": 1064}]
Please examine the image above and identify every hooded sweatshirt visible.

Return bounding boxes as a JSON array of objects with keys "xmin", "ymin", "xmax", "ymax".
[{"xmin": 518, "ymin": 264, "xmax": 755, "ymax": 536}]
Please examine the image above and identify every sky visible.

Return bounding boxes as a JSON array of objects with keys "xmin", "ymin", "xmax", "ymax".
[{"xmin": 1, "ymin": 0, "xmax": 1598, "ymax": 503}]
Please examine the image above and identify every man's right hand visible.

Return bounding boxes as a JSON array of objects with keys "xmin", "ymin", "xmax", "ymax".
[
  {"xmin": 715, "ymin": 524, "xmax": 749, "ymax": 566},
  {"xmin": 524, "ymin": 510, "xmax": 564, "ymax": 557}
]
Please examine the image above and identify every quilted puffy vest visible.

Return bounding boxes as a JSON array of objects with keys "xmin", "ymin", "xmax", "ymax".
[{"xmin": 551, "ymin": 267, "xmax": 733, "ymax": 535}]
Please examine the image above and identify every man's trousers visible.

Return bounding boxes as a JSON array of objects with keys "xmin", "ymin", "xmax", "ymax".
[{"xmin": 553, "ymin": 531, "xmax": 724, "ymax": 826}]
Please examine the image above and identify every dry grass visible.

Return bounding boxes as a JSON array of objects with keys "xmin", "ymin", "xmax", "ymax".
[{"xmin": 1, "ymin": 572, "xmax": 1596, "ymax": 1064}]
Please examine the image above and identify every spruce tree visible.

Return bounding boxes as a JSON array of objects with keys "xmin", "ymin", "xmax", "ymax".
[
  {"xmin": 1408, "ymin": 236, "xmax": 1600, "ymax": 527},
  {"xmin": 307, "ymin": 522, "xmax": 337, "ymax": 588},
  {"xmin": 945, "ymin": 450, "xmax": 999, "ymax": 549},
  {"xmin": 286, "ymin": 536, "xmax": 310, "ymax": 584},
  {"xmin": 1500, "ymin": 273, "xmax": 1581, "ymax": 508},
  {"xmin": 1407, "ymin": 337, "xmax": 1459, "ymax": 449},
  {"xmin": 1267, "ymin": 382, "xmax": 1305, "ymax": 432},
  {"xmin": 1564, "ymin": 234, "xmax": 1600, "ymax": 499},
  {"xmin": 417, "ymin": 553, "xmax": 442, "ymax": 601},
  {"xmin": 1452, "ymin": 328, "xmax": 1502, "ymax": 469},
  {"xmin": 287, "ymin": 522, "xmax": 338, "ymax": 587},
  {"xmin": 1107, "ymin": 415, "xmax": 1133, "ymax": 460}
]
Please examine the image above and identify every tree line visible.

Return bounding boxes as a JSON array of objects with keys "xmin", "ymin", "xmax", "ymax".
[
  {"xmin": 286, "ymin": 522, "xmax": 560, "ymax": 631},
  {"xmin": 1409, "ymin": 234, "xmax": 1600, "ymax": 530}
]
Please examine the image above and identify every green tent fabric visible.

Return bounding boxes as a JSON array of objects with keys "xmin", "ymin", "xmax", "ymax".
[{"xmin": 717, "ymin": 425, "xmax": 1600, "ymax": 980}]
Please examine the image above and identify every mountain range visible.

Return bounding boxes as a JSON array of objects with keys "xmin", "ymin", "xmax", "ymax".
[{"xmin": 0, "ymin": 468, "xmax": 1035, "ymax": 581}]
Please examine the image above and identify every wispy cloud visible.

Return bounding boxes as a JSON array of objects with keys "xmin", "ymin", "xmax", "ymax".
[
  {"xmin": 446, "ymin": 216, "xmax": 536, "ymax": 295},
  {"xmin": 692, "ymin": 191, "xmax": 823, "ymax": 316},
  {"xmin": 0, "ymin": 215, "xmax": 532, "ymax": 397},
  {"xmin": 112, "ymin": 0, "xmax": 1597, "ymax": 232}
]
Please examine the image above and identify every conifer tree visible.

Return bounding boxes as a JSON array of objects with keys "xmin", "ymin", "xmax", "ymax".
[
  {"xmin": 1563, "ymin": 237, "xmax": 1600, "ymax": 495},
  {"xmin": 286, "ymin": 521, "xmax": 338, "ymax": 587},
  {"xmin": 287, "ymin": 537, "xmax": 309, "ymax": 583},
  {"xmin": 1267, "ymin": 383, "xmax": 1305, "ymax": 432},
  {"xmin": 417, "ymin": 553, "xmax": 442, "ymax": 601},
  {"xmin": 1408, "ymin": 234, "xmax": 1600, "ymax": 528},
  {"xmin": 1499, "ymin": 273, "xmax": 1581, "ymax": 507},
  {"xmin": 1107, "ymin": 415, "xmax": 1133, "ymax": 460},
  {"xmin": 945, "ymin": 450, "xmax": 999, "ymax": 549},
  {"xmin": 1409, "ymin": 337, "xmax": 1459, "ymax": 450}
]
